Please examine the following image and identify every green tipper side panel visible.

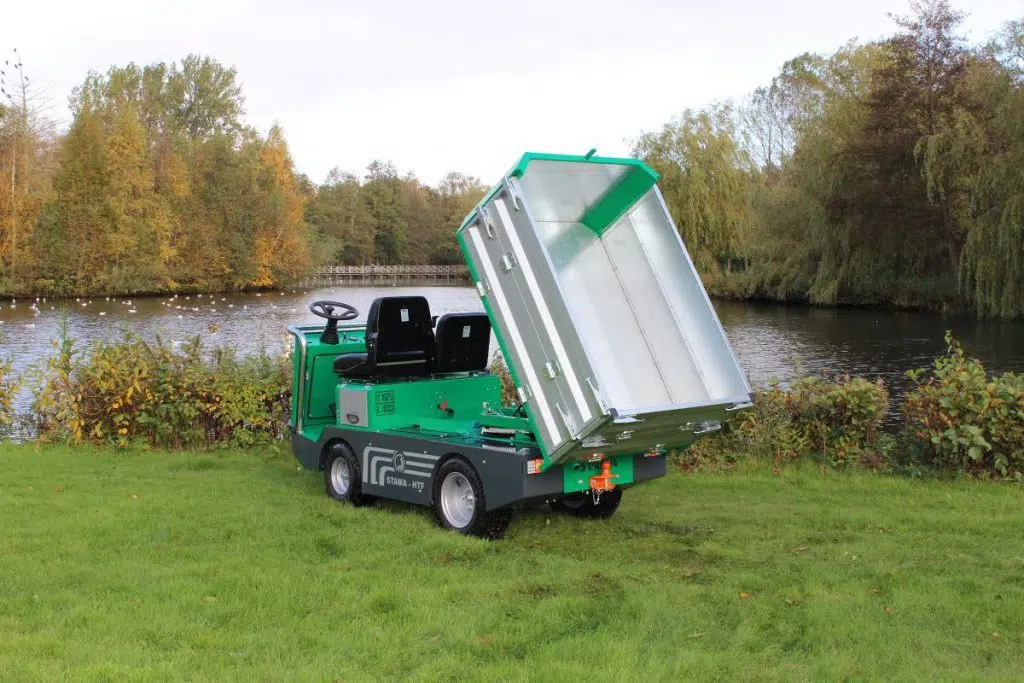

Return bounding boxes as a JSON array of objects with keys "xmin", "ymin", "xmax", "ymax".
[
  {"xmin": 507, "ymin": 151, "xmax": 655, "ymax": 178},
  {"xmin": 580, "ymin": 163, "xmax": 659, "ymax": 236}
]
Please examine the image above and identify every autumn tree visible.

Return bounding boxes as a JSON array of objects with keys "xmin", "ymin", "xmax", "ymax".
[{"xmin": 0, "ymin": 49, "xmax": 57, "ymax": 285}]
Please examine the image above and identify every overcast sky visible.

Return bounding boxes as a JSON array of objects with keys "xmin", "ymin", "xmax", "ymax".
[{"xmin": 6, "ymin": 0, "xmax": 1023, "ymax": 185}]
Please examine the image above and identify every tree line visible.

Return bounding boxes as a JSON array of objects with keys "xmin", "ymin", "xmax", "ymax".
[
  {"xmin": 635, "ymin": 0, "xmax": 1024, "ymax": 318},
  {"xmin": 2, "ymin": 1, "xmax": 1023, "ymax": 319},
  {"xmin": 0, "ymin": 55, "xmax": 486, "ymax": 297}
]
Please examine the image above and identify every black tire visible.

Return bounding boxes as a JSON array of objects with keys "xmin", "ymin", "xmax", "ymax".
[
  {"xmin": 323, "ymin": 442, "xmax": 375, "ymax": 507},
  {"xmin": 550, "ymin": 487, "xmax": 623, "ymax": 519},
  {"xmin": 432, "ymin": 458, "xmax": 510, "ymax": 540}
]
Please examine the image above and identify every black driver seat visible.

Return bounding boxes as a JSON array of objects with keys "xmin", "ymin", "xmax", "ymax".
[{"xmin": 334, "ymin": 296, "xmax": 436, "ymax": 378}]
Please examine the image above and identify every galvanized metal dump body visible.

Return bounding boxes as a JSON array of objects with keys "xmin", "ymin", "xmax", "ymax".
[{"xmin": 458, "ymin": 153, "xmax": 752, "ymax": 465}]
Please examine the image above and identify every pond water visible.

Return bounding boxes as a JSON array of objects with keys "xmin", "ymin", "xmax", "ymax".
[{"xmin": 2, "ymin": 284, "xmax": 1024, "ymax": 416}]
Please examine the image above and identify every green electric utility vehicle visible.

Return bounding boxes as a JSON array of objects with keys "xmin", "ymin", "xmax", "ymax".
[{"xmin": 288, "ymin": 151, "xmax": 753, "ymax": 538}]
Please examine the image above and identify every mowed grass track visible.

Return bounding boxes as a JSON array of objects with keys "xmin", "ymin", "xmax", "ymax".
[{"xmin": 1, "ymin": 445, "xmax": 1023, "ymax": 682}]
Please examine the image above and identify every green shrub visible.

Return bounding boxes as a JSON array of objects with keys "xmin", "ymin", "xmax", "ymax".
[
  {"xmin": 28, "ymin": 326, "xmax": 291, "ymax": 449},
  {"xmin": 683, "ymin": 374, "xmax": 890, "ymax": 471},
  {"xmin": 681, "ymin": 384, "xmax": 799, "ymax": 471},
  {"xmin": 784, "ymin": 374, "xmax": 890, "ymax": 468},
  {"xmin": 902, "ymin": 332, "xmax": 1024, "ymax": 478}
]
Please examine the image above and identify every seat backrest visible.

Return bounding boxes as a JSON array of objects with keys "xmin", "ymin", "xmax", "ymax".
[
  {"xmin": 366, "ymin": 296, "xmax": 436, "ymax": 369},
  {"xmin": 434, "ymin": 313, "xmax": 491, "ymax": 373}
]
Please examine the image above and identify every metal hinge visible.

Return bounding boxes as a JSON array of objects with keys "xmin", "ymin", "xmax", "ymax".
[
  {"xmin": 555, "ymin": 403, "xmax": 578, "ymax": 438},
  {"xmin": 684, "ymin": 420, "xmax": 722, "ymax": 436},
  {"xmin": 478, "ymin": 205, "xmax": 495, "ymax": 238},
  {"xmin": 585, "ymin": 377, "xmax": 608, "ymax": 413},
  {"xmin": 505, "ymin": 176, "xmax": 522, "ymax": 211},
  {"xmin": 544, "ymin": 359, "xmax": 561, "ymax": 379},
  {"xmin": 500, "ymin": 252, "xmax": 518, "ymax": 272}
]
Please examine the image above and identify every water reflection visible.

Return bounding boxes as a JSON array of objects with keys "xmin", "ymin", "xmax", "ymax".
[{"xmin": 3, "ymin": 287, "xmax": 1024, "ymax": 417}]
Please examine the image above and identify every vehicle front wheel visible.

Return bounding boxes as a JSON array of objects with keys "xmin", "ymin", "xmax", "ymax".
[
  {"xmin": 550, "ymin": 487, "xmax": 622, "ymax": 519},
  {"xmin": 323, "ymin": 442, "xmax": 375, "ymax": 507},
  {"xmin": 433, "ymin": 458, "xmax": 510, "ymax": 540}
]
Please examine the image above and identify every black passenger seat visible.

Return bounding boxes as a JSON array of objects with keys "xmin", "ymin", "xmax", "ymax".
[{"xmin": 433, "ymin": 313, "xmax": 491, "ymax": 373}]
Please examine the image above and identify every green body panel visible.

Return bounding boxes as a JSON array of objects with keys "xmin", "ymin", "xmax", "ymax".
[
  {"xmin": 289, "ymin": 324, "xmax": 366, "ymax": 437},
  {"xmin": 563, "ymin": 455, "xmax": 635, "ymax": 494},
  {"xmin": 339, "ymin": 374, "xmax": 502, "ymax": 433},
  {"xmin": 580, "ymin": 165, "xmax": 659, "ymax": 236}
]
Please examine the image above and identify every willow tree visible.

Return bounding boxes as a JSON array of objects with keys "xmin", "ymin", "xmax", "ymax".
[
  {"xmin": 632, "ymin": 104, "xmax": 752, "ymax": 274},
  {"xmin": 959, "ymin": 20, "xmax": 1024, "ymax": 318}
]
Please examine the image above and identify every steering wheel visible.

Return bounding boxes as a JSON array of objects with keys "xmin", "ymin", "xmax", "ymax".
[
  {"xmin": 309, "ymin": 300, "xmax": 358, "ymax": 322},
  {"xmin": 309, "ymin": 300, "xmax": 358, "ymax": 345}
]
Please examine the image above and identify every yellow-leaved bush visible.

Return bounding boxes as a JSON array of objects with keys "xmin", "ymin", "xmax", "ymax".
[
  {"xmin": 27, "ymin": 328, "xmax": 290, "ymax": 449},
  {"xmin": 0, "ymin": 356, "xmax": 18, "ymax": 437}
]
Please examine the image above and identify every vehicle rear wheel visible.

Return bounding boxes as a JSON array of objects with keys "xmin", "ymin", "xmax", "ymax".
[
  {"xmin": 551, "ymin": 487, "xmax": 622, "ymax": 519},
  {"xmin": 323, "ymin": 442, "xmax": 375, "ymax": 507},
  {"xmin": 433, "ymin": 458, "xmax": 510, "ymax": 540}
]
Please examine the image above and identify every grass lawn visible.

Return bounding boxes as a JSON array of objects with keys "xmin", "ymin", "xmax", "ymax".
[{"xmin": 1, "ymin": 444, "xmax": 1023, "ymax": 681}]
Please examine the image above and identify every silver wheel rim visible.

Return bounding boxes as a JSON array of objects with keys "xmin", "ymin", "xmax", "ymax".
[
  {"xmin": 440, "ymin": 472, "xmax": 475, "ymax": 528},
  {"xmin": 330, "ymin": 457, "xmax": 351, "ymax": 496}
]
